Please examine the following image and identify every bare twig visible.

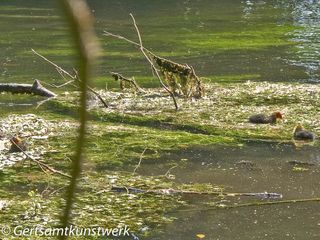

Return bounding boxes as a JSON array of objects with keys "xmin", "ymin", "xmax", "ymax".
[
  {"xmin": 36, "ymin": 97, "xmax": 55, "ymax": 109},
  {"xmin": 104, "ymin": 27, "xmax": 204, "ymax": 98},
  {"xmin": 129, "ymin": 13, "xmax": 179, "ymax": 111},
  {"xmin": 103, "ymin": 30, "xmax": 149, "ymax": 52},
  {"xmin": 32, "ymin": 49, "xmax": 108, "ymax": 108},
  {"xmin": 133, "ymin": 147, "xmax": 147, "ymax": 174},
  {"xmin": 10, "ymin": 140, "xmax": 71, "ymax": 178},
  {"xmin": 52, "ymin": 80, "xmax": 76, "ymax": 88},
  {"xmin": 41, "ymin": 186, "xmax": 67, "ymax": 196},
  {"xmin": 32, "ymin": 49, "xmax": 75, "ymax": 79},
  {"xmin": 164, "ymin": 164, "xmax": 178, "ymax": 179},
  {"xmin": 87, "ymin": 87, "xmax": 109, "ymax": 108},
  {"xmin": 76, "ymin": 68, "xmax": 109, "ymax": 108},
  {"xmin": 111, "ymin": 186, "xmax": 283, "ymax": 199},
  {"xmin": 178, "ymin": 197, "xmax": 320, "ymax": 213}
]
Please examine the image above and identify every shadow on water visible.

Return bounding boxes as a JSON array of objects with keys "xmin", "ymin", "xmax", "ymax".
[
  {"xmin": 136, "ymin": 142, "xmax": 320, "ymax": 239},
  {"xmin": 0, "ymin": 94, "xmax": 46, "ymax": 116}
]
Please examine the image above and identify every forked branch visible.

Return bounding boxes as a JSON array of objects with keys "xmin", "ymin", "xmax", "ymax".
[
  {"xmin": 104, "ymin": 17, "xmax": 204, "ymax": 99},
  {"xmin": 129, "ymin": 13, "xmax": 179, "ymax": 110},
  {"xmin": 32, "ymin": 49, "xmax": 108, "ymax": 108}
]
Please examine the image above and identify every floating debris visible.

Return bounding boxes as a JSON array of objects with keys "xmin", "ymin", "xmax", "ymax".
[
  {"xmin": 287, "ymin": 160, "xmax": 315, "ymax": 167},
  {"xmin": 236, "ymin": 160, "xmax": 255, "ymax": 168},
  {"xmin": 292, "ymin": 166, "xmax": 309, "ymax": 172},
  {"xmin": 111, "ymin": 186, "xmax": 283, "ymax": 199}
]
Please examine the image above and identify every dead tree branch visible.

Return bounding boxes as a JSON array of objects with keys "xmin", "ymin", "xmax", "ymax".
[
  {"xmin": 10, "ymin": 140, "xmax": 71, "ymax": 178},
  {"xmin": 0, "ymin": 79, "xmax": 56, "ymax": 97},
  {"xmin": 32, "ymin": 49, "xmax": 108, "ymax": 108},
  {"xmin": 104, "ymin": 23, "xmax": 204, "ymax": 98},
  {"xmin": 103, "ymin": 30, "xmax": 157, "ymax": 61},
  {"xmin": 132, "ymin": 147, "xmax": 147, "ymax": 174},
  {"xmin": 129, "ymin": 13, "xmax": 179, "ymax": 110},
  {"xmin": 178, "ymin": 197, "xmax": 320, "ymax": 213},
  {"xmin": 111, "ymin": 186, "xmax": 283, "ymax": 199}
]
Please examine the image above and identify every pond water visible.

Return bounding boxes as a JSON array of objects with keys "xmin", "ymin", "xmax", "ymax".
[
  {"xmin": 0, "ymin": 0, "xmax": 320, "ymax": 90},
  {"xmin": 138, "ymin": 142, "xmax": 320, "ymax": 239}
]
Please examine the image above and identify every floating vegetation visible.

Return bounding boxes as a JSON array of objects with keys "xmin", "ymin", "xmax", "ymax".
[
  {"xmin": 0, "ymin": 113, "xmax": 226, "ymax": 238},
  {"xmin": 292, "ymin": 166, "xmax": 309, "ymax": 172},
  {"xmin": 62, "ymin": 80, "xmax": 320, "ymax": 144},
  {"xmin": 0, "ymin": 114, "xmax": 76, "ymax": 170},
  {"xmin": 1, "ymin": 80, "xmax": 320, "ymax": 238},
  {"xmin": 154, "ymin": 55, "xmax": 204, "ymax": 98},
  {"xmin": 1, "ymin": 169, "xmax": 227, "ymax": 238}
]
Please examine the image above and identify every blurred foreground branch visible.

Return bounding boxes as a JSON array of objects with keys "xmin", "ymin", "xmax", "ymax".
[{"xmin": 57, "ymin": 0, "xmax": 99, "ymax": 237}]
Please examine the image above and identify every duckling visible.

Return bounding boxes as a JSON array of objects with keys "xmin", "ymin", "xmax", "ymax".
[
  {"xmin": 293, "ymin": 124, "xmax": 316, "ymax": 141},
  {"xmin": 9, "ymin": 136, "xmax": 27, "ymax": 153},
  {"xmin": 249, "ymin": 111, "xmax": 283, "ymax": 124}
]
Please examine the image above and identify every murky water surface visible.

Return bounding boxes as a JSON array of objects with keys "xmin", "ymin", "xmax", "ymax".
[{"xmin": 139, "ymin": 142, "xmax": 320, "ymax": 239}]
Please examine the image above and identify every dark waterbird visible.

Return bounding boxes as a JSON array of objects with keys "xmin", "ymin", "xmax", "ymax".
[
  {"xmin": 293, "ymin": 124, "xmax": 316, "ymax": 141},
  {"xmin": 249, "ymin": 111, "xmax": 283, "ymax": 124},
  {"xmin": 9, "ymin": 136, "xmax": 27, "ymax": 153}
]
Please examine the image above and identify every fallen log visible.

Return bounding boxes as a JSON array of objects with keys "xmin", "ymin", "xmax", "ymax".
[{"xmin": 0, "ymin": 79, "xmax": 56, "ymax": 97}]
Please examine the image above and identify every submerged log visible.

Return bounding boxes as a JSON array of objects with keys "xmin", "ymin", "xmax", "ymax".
[
  {"xmin": 111, "ymin": 186, "xmax": 283, "ymax": 199},
  {"xmin": 0, "ymin": 80, "xmax": 56, "ymax": 97}
]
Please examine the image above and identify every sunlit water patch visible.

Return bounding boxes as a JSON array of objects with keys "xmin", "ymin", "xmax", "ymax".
[
  {"xmin": 0, "ymin": 0, "xmax": 319, "ymax": 90},
  {"xmin": 281, "ymin": 1, "xmax": 320, "ymax": 82}
]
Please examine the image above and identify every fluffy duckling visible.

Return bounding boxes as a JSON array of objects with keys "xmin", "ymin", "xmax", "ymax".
[
  {"xmin": 293, "ymin": 124, "xmax": 316, "ymax": 141},
  {"xmin": 249, "ymin": 111, "xmax": 283, "ymax": 124},
  {"xmin": 9, "ymin": 136, "xmax": 27, "ymax": 153}
]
